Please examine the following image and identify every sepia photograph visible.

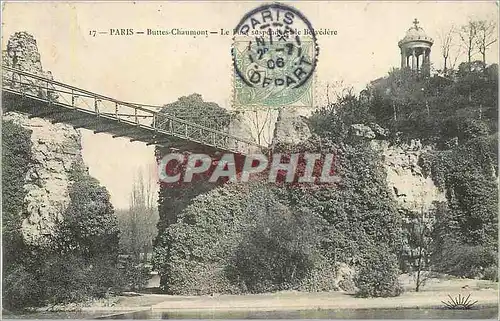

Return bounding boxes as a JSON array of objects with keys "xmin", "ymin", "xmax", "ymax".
[{"xmin": 1, "ymin": 1, "xmax": 499, "ymax": 319}]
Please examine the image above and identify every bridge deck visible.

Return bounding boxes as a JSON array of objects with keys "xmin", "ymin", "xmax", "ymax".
[{"xmin": 2, "ymin": 66, "xmax": 263, "ymax": 155}]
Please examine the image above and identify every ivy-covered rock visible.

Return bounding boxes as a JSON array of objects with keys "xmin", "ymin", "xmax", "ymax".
[
  {"xmin": 2, "ymin": 153, "xmax": 123, "ymax": 310},
  {"xmin": 153, "ymin": 133, "xmax": 402, "ymax": 295},
  {"xmin": 2, "ymin": 120, "xmax": 32, "ymax": 270},
  {"xmin": 153, "ymin": 183, "xmax": 253, "ymax": 294}
]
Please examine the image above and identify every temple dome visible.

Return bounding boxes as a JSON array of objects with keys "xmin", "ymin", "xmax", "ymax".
[{"xmin": 398, "ymin": 19, "xmax": 434, "ymax": 47}]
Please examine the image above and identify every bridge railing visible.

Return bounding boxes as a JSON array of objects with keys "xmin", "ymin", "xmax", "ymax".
[{"xmin": 2, "ymin": 66, "xmax": 264, "ymax": 154}]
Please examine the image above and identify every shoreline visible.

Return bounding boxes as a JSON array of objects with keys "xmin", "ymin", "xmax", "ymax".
[
  {"xmin": 5, "ymin": 277, "xmax": 498, "ymax": 317},
  {"xmin": 19, "ymin": 289, "xmax": 498, "ymax": 313},
  {"xmin": 146, "ymin": 290, "xmax": 498, "ymax": 312}
]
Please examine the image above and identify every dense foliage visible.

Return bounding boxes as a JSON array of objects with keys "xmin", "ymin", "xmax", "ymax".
[
  {"xmin": 157, "ymin": 93, "xmax": 233, "ymax": 132},
  {"xmin": 153, "ymin": 133, "xmax": 403, "ymax": 294},
  {"xmin": 154, "ymin": 94, "xmax": 234, "ymax": 231},
  {"xmin": 2, "ymin": 121, "xmax": 32, "ymax": 271},
  {"xmin": 2, "ymin": 131, "xmax": 124, "ymax": 311},
  {"xmin": 154, "ymin": 60, "xmax": 498, "ymax": 297},
  {"xmin": 153, "ymin": 182, "xmax": 324, "ymax": 294},
  {"xmin": 54, "ymin": 162, "xmax": 120, "ymax": 257},
  {"xmin": 154, "ymin": 183, "xmax": 244, "ymax": 294},
  {"xmin": 367, "ymin": 62, "xmax": 497, "ymax": 144},
  {"xmin": 226, "ymin": 188, "xmax": 323, "ymax": 293},
  {"xmin": 370, "ymin": 63, "xmax": 498, "ymax": 282},
  {"xmin": 2, "ymin": 120, "xmax": 34, "ymax": 309},
  {"xmin": 420, "ymin": 135, "xmax": 498, "ymax": 279}
]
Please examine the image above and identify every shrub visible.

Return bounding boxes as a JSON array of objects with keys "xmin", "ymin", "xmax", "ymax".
[
  {"xmin": 298, "ymin": 256, "xmax": 355, "ymax": 292},
  {"xmin": 42, "ymin": 254, "xmax": 95, "ymax": 305},
  {"xmin": 166, "ymin": 260, "xmax": 240, "ymax": 295},
  {"xmin": 119, "ymin": 256, "xmax": 152, "ymax": 291},
  {"xmin": 354, "ymin": 247, "xmax": 403, "ymax": 298},
  {"xmin": 3, "ymin": 264, "xmax": 44, "ymax": 311},
  {"xmin": 226, "ymin": 202, "xmax": 319, "ymax": 293},
  {"xmin": 3, "ymin": 252, "xmax": 123, "ymax": 310},
  {"xmin": 434, "ymin": 240, "xmax": 497, "ymax": 279},
  {"xmin": 483, "ymin": 265, "xmax": 498, "ymax": 282},
  {"xmin": 41, "ymin": 253, "xmax": 124, "ymax": 306},
  {"xmin": 460, "ymin": 119, "xmax": 490, "ymax": 141}
]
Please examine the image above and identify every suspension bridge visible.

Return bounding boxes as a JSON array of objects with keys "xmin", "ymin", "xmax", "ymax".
[{"xmin": 2, "ymin": 66, "xmax": 264, "ymax": 154}]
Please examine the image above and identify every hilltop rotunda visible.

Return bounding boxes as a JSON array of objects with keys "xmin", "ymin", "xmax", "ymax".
[{"xmin": 398, "ymin": 19, "xmax": 433, "ymax": 76}]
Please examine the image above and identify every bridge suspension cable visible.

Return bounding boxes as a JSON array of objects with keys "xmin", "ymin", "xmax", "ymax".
[{"xmin": 2, "ymin": 65, "xmax": 265, "ymax": 154}]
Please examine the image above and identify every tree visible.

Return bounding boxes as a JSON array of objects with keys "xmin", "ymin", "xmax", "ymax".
[
  {"xmin": 4, "ymin": 160, "xmax": 124, "ymax": 310},
  {"xmin": 422, "ymin": 135, "xmax": 498, "ymax": 279},
  {"xmin": 118, "ymin": 168, "xmax": 159, "ymax": 261},
  {"xmin": 228, "ymin": 194, "xmax": 321, "ymax": 293},
  {"xmin": 56, "ymin": 161, "xmax": 120, "ymax": 258},
  {"xmin": 438, "ymin": 25, "xmax": 460, "ymax": 73},
  {"xmin": 314, "ymin": 80, "xmax": 351, "ymax": 113},
  {"xmin": 458, "ymin": 20, "xmax": 479, "ymax": 67},
  {"xmin": 156, "ymin": 93, "xmax": 233, "ymax": 145},
  {"xmin": 475, "ymin": 19, "xmax": 497, "ymax": 65},
  {"xmin": 310, "ymin": 88, "xmax": 374, "ymax": 143},
  {"xmin": 400, "ymin": 203, "xmax": 435, "ymax": 292},
  {"xmin": 245, "ymin": 107, "xmax": 277, "ymax": 146},
  {"xmin": 158, "ymin": 93, "xmax": 231, "ymax": 130}
]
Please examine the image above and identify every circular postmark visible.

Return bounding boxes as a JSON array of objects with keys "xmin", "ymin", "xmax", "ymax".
[{"xmin": 232, "ymin": 3, "xmax": 319, "ymax": 108}]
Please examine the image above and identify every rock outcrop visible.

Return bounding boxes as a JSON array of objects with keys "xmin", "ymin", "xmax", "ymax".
[
  {"xmin": 3, "ymin": 113, "xmax": 82, "ymax": 245},
  {"xmin": 3, "ymin": 32, "xmax": 82, "ymax": 246},
  {"xmin": 272, "ymin": 108, "xmax": 312, "ymax": 146},
  {"xmin": 227, "ymin": 114, "xmax": 258, "ymax": 153},
  {"xmin": 373, "ymin": 139, "xmax": 446, "ymax": 212},
  {"xmin": 350, "ymin": 123, "xmax": 389, "ymax": 140},
  {"xmin": 3, "ymin": 32, "xmax": 58, "ymax": 99},
  {"xmin": 348, "ymin": 123, "xmax": 445, "ymax": 211},
  {"xmin": 282, "ymin": 119, "xmax": 445, "ymax": 211},
  {"xmin": 350, "ymin": 123, "xmax": 376, "ymax": 139}
]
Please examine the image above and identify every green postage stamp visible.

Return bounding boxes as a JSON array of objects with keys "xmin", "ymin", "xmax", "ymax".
[{"xmin": 232, "ymin": 3, "xmax": 319, "ymax": 109}]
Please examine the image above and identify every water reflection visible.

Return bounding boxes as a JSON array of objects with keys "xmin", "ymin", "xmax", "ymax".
[{"xmin": 100, "ymin": 307, "xmax": 498, "ymax": 319}]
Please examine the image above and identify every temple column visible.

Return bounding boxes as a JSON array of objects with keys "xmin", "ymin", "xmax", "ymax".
[
  {"xmin": 400, "ymin": 48, "xmax": 405, "ymax": 68},
  {"xmin": 411, "ymin": 49, "xmax": 417, "ymax": 71},
  {"xmin": 425, "ymin": 49, "xmax": 431, "ymax": 76}
]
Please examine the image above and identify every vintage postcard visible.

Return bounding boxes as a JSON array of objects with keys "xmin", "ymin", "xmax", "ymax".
[{"xmin": 1, "ymin": 1, "xmax": 498, "ymax": 319}]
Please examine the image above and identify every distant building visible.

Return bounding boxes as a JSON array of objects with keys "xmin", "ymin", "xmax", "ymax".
[{"xmin": 398, "ymin": 19, "xmax": 433, "ymax": 77}]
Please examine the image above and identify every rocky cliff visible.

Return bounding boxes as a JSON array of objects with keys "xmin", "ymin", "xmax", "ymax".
[
  {"xmin": 272, "ymin": 107, "xmax": 312, "ymax": 147},
  {"xmin": 3, "ymin": 32, "xmax": 83, "ymax": 246},
  {"xmin": 353, "ymin": 123, "xmax": 446, "ymax": 212},
  {"xmin": 271, "ymin": 114, "xmax": 446, "ymax": 211},
  {"xmin": 227, "ymin": 114, "xmax": 257, "ymax": 153},
  {"xmin": 375, "ymin": 140, "xmax": 446, "ymax": 211}
]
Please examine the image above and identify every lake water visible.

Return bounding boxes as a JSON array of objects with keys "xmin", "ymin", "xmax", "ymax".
[
  {"xmin": 98, "ymin": 307, "xmax": 498, "ymax": 319},
  {"xmin": 6, "ymin": 306, "xmax": 498, "ymax": 319}
]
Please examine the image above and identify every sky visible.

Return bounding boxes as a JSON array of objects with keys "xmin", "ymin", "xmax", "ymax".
[{"xmin": 2, "ymin": 1, "xmax": 498, "ymax": 209}]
